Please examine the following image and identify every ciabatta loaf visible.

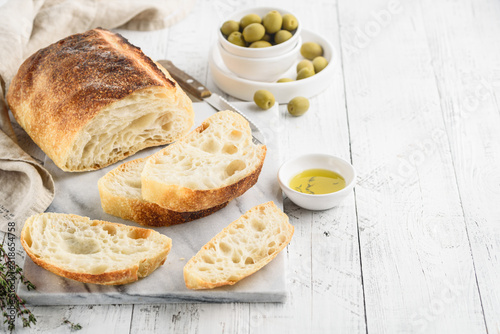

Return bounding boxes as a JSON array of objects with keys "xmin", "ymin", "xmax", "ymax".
[
  {"xmin": 21, "ymin": 213, "xmax": 172, "ymax": 285},
  {"xmin": 183, "ymin": 201, "xmax": 293, "ymax": 289},
  {"xmin": 141, "ymin": 110, "xmax": 267, "ymax": 212},
  {"xmin": 7, "ymin": 28, "xmax": 194, "ymax": 172},
  {"xmin": 98, "ymin": 157, "xmax": 229, "ymax": 227}
]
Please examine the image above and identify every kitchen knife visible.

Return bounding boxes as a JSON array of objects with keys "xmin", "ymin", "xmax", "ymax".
[{"xmin": 157, "ymin": 60, "xmax": 265, "ymax": 144}]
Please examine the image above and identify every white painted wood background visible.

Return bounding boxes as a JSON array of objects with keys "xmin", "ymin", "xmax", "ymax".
[{"xmin": 3, "ymin": 0, "xmax": 500, "ymax": 332}]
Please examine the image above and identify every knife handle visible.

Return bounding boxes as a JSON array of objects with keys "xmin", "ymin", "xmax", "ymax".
[{"xmin": 157, "ymin": 60, "xmax": 211, "ymax": 100}]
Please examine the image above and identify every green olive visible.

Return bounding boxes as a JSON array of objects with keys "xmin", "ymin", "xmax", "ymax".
[
  {"xmin": 261, "ymin": 34, "xmax": 272, "ymax": 43},
  {"xmin": 227, "ymin": 31, "xmax": 246, "ymax": 47},
  {"xmin": 274, "ymin": 30, "xmax": 293, "ymax": 44},
  {"xmin": 296, "ymin": 59, "xmax": 314, "ymax": 73},
  {"xmin": 296, "ymin": 67, "xmax": 315, "ymax": 80},
  {"xmin": 277, "ymin": 78, "xmax": 294, "ymax": 83},
  {"xmin": 300, "ymin": 42, "xmax": 323, "ymax": 60},
  {"xmin": 240, "ymin": 14, "xmax": 261, "ymax": 29},
  {"xmin": 243, "ymin": 23, "xmax": 266, "ymax": 43},
  {"xmin": 254, "ymin": 90, "xmax": 275, "ymax": 110},
  {"xmin": 282, "ymin": 14, "xmax": 298, "ymax": 31},
  {"xmin": 249, "ymin": 41, "xmax": 272, "ymax": 48},
  {"xmin": 263, "ymin": 10, "xmax": 283, "ymax": 34},
  {"xmin": 288, "ymin": 97, "xmax": 310, "ymax": 116},
  {"xmin": 312, "ymin": 56, "xmax": 328, "ymax": 73},
  {"xmin": 221, "ymin": 20, "xmax": 240, "ymax": 36}
]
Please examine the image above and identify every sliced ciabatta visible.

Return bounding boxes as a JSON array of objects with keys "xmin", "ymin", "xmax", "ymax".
[
  {"xmin": 21, "ymin": 213, "xmax": 172, "ymax": 285},
  {"xmin": 183, "ymin": 201, "xmax": 293, "ymax": 289},
  {"xmin": 141, "ymin": 110, "xmax": 267, "ymax": 212},
  {"xmin": 98, "ymin": 157, "xmax": 229, "ymax": 227}
]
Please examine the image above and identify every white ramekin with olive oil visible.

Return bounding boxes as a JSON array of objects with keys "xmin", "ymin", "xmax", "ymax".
[{"xmin": 278, "ymin": 154, "xmax": 356, "ymax": 210}]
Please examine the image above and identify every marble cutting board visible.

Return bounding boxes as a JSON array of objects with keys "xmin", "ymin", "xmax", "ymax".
[{"xmin": 18, "ymin": 101, "xmax": 287, "ymax": 305}]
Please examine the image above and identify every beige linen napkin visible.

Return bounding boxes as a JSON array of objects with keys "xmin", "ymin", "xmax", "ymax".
[{"xmin": 0, "ymin": 0, "xmax": 195, "ymax": 237}]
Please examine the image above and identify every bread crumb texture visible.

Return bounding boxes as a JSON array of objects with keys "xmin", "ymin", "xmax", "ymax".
[
  {"xmin": 21, "ymin": 213, "xmax": 172, "ymax": 284},
  {"xmin": 183, "ymin": 201, "xmax": 293, "ymax": 289},
  {"xmin": 144, "ymin": 110, "xmax": 265, "ymax": 190}
]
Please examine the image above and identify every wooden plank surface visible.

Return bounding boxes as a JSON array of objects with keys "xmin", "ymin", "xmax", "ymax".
[
  {"xmin": 420, "ymin": 0, "xmax": 500, "ymax": 332},
  {"xmin": 5, "ymin": 0, "xmax": 500, "ymax": 333},
  {"xmin": 337, "ymin": 0, "xmax": 487, "ymax": 332}
]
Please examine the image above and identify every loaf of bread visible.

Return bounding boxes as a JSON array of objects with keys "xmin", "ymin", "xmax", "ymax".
[
  {"xmin": 141, "ymin": 110, "xmax": 267, "ymax": 212},
  {"xmin": 98, "ymin": 157, "xmax": 229, "ymax": 226},
  {"xmin": 21, "ymin": 213, "xmax": 172, "ymax": 285},
  {"xmin": 183, "ymin": 201, "xmax": 293, "ymax": 289},
  {"xmin": 7, "ymin": 28, "xmax": 194, "ymax": 172}
]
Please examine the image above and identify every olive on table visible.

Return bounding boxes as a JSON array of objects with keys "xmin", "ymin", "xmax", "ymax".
[
  {"xmin": 277, "ymin": 78, "xmax": 294, "ymax": 83},
  {"xmin": 274, "ymin": 30, "xmax": 293, "ymax": 44},
  {"xmin": 254, "ymin": 90, "xmax": 276, "ymax": 110},
  {"xmin": 221, "ymin": 20, "xmax": 240, "ymax": 36},
  {"xmin": 263, "ymin": 10, "xmax": 283, "ymax": 34},
  {"xmin": 243, "ymin": 23, "xmax": 266, "ymax": 43},
  {"xmin": 312, "ymin": 56, "xmax": 328, "ymax": 73},
  {"xmin": 227, "ymin": 31, "xmax": 246, "ymax": 47},
  {"xmin": 288, "ymin": 97, "xmax": 310, "ymax": 116},
  {"xmin": 296, "ymin": 59, "xmax": 315, "ymax": 73},
  {"xmin": 296, "ymin": 67, "xmax": 315, "ymax": 80},
  {"xmin": 240, "ymin": 14, "xmax": 261, "ymax": 29},
  {"xmin": 300, "ymin": 42, "xmax": 323, "ymax": 60},
  {"xmin": 249, "ymin": 41, "xmax": 272, "ymax": 48},
  {"xmin": 282, "ymin": 14, "xmax": 298, "ymax": 31}
]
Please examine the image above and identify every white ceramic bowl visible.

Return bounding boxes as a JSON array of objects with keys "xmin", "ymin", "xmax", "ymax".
[
  {"xmin": 217, "ymin": 36, "xmax": 301, "ymax": 82},
  {"xmin": 218, "ymin": 7, "xmax": 302, "ymax": 59},
  {"xmin": 277, "ymin": 154, "xmax": 356, "ymax": 210}
]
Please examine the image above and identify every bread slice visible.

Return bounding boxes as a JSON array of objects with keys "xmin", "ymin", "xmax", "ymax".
[
  {"xmin": 183, "ymin": 201, "xmax": 293, "ymax": 289},
  {"xmin": 141, "ymin": 110, "xmax": 267, "ymax": 212},
  {"xmin": 98, "ymin": 157, "xmax": 229, "ymax": 227},
  {"xmin": 21, "ymin": 213, "xmax": 172, "ymax": 285},
  {"xmin": 7, "ymin": 28, "xmax": 194, "ymax": 172}
]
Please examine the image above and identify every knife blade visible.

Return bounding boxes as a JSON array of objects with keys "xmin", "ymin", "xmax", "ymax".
[{"xmin": 157, "ymin": 60, "xmax": 264, "ymax": 144}]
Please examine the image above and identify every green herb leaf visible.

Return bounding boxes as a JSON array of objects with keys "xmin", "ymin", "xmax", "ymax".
[
  {"xmin": 64, "ymin": 319, "xmax": 83, "ymax": 331},
  {"xmin": 0, "ymin": 239, "xmax": 37, "ymax": 331}
]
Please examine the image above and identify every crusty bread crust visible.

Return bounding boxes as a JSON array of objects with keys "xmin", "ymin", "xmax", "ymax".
[
  {"xmin": 6, "ymin": 28, "xmax": 193, "ymax": 171},
  {"xmin": 21, "ymin": 214, "xmax": 172, "ymax": 285},
  {"xmin": 183, "ymin": 201, "xmax": 294, "ymax": 289},
  {"xmin": 24, "ymin": 247, "xmax": 164, "ymax": 285},
  {"xmin": 141, "ymin": 113, "xmax": 267, "ymax": 212},
  {"xmin": 98, "ymin": 158, "xmax": 230, "ymax": 227}
]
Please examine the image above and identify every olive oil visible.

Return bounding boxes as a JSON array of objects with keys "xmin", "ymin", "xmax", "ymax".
[{"xmin": 289, "ymin": 169, "xmax": 345, "ymax": 195}]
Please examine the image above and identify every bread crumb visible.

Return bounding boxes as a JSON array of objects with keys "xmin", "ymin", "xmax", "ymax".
[{"xmin": 180, "ymin": 258, "xmax": 185, "ymax": 261}]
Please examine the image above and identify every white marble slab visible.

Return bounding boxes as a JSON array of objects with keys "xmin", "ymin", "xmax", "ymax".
[{"xmin": 18, "ymin": 101, "xmax": 287, "ymax": 305}]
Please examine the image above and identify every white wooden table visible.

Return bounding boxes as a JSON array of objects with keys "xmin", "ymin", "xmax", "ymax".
[{"xmin": 6, "ymin": 0, "xmax": 500, "ymax": 332}]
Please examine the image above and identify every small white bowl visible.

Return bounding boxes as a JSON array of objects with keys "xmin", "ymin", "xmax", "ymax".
[
  {"xmin": 277, "ymin": 154, "xmax": 356, "ymax": 210},
  {"xmin": 218, "ymin": 7, "xmax": 302, "ymax": 59},
  {"xmin": 217, "ymin": 37, "xmax": 300, "ymax": 82}
]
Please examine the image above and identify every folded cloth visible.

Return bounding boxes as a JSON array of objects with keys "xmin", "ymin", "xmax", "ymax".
[
  {"xmin": 0, "ymin": 0, "xmax": 194, "ymax": 236},
  {"xmin": 0, "ymin": 129, "xmax": 54, "ymax": 237}
]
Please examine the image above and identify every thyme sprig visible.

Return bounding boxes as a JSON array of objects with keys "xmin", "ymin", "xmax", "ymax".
[
  {"xmin": 0, "ymin": 239, "xmax": 36, "ymax": 331},
  {"xmin": 305, "ymin": 177, "xmax": 315, "ymax": 194},
  {"xmin": 63, "ymin": 319, "xmax": 83, "ymax": 331}
]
